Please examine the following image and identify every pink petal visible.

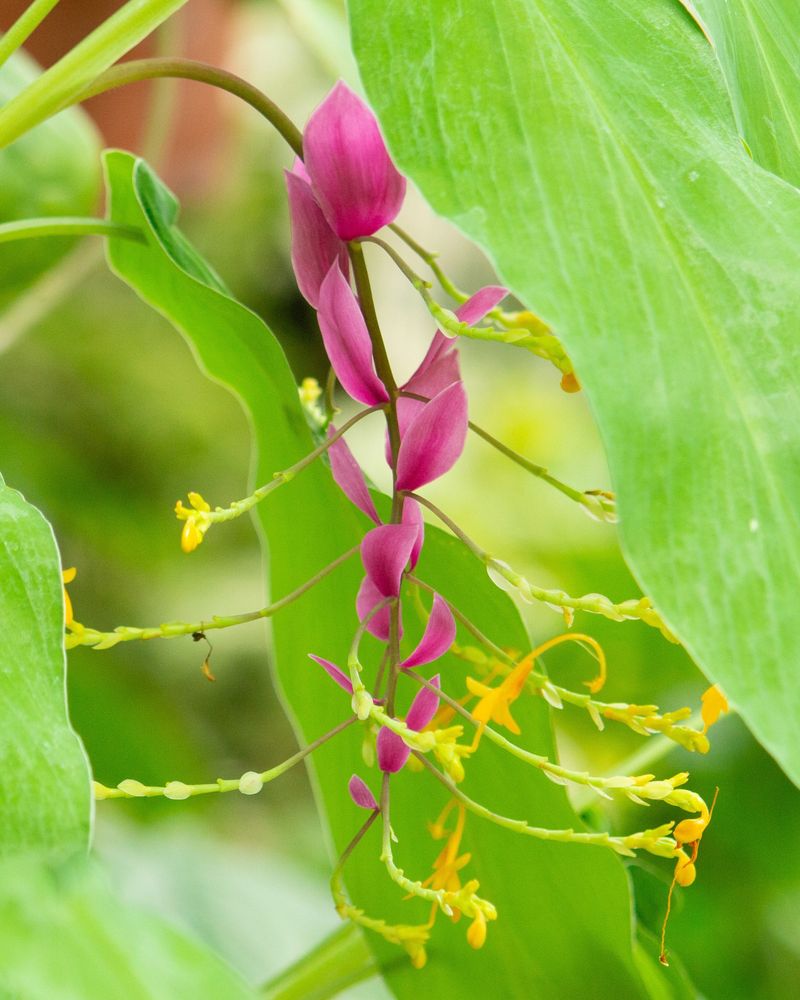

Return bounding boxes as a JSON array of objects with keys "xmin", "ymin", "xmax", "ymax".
[
  {"xmin": 348, "ymin": 774, "xmax": 378, "ymax": 810},
  {"xmin": 403, "ymin": 333, "xmax": 461, "ymax": 401},
  {"xmin": 361, "ymin": 523, "xmax": 417, "ymax": 597},
  {"xmin": 401, "ymin": 497, "xmax": 425, "ymax": 569},
  {"xmin": 308, "ymin": 654, "xmax": 352, "ymax": 694},
  {"xmin": 395, "ymin": 382, "xmax": 468, "ymax": 492},
  {"xmin": 400, "ymin": 596, "xmax": 455, "ymax": 669},
  {"xmin": 455, "ymin": 285, "xmax": 507, "ymax": 326},
  {"xmin": 328, "ymin": 426, "xmax": 380, "ymax": 523},
  {"xmin": 356, "ymin": 576, "xmax": 397, "ymax": 641},
  {"xmin": 304, "ymin": 81, "xmax": 406, "ymax": 241},
  {"xmin": 377, "ymin": 727, "xmax": 409, "ymax": 773},
  {"xmin": 317, "ymin": 265, "xmax": 389, "ymax": 406},
  {"xmin": 285, "ymin": 166, "xmax": 349, "ymax": 308},
  {"xmin": 406, "ymin": 675, "xmax": 441, "ymax": 730}
]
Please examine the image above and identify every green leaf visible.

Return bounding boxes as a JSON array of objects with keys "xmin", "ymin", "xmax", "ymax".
[
  {"xmin": 0, "ymin": 474, "xmax": 91, "ymax": 858},
  {"xmin": 0, "ymin": 854, "xmax": 254, "ymax": 999},
  {"xmin": 0, "ymin": 49, "xmax": 101, "ymax": 310},
  {"xmin": 348, "ymin": 0, "xmax": 800, "ymax": 786},
  {"xmin": 0, "ymin": 0, "xmax": 187, "ymax": 148},
  {"xmin": 102, "ymin": 149, "xmax": 661, "ymax": 996},
  {"xmin": 693, "ymin": 1, "xmax": 800, "ymax": 184}
]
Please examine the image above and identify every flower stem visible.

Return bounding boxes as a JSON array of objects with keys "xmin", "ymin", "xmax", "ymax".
[
  {"xmin": 95, "ymin": 716, "xmax": 357, "ymax": 800},
  {"xmin": 179, "ymin": 404, "xmax": 384, "ymax": 530},
  {"xmin": 387, "ymin": 224, "xmax": 468, "ymax": 302},
  {"xmin": 412, "ymin": 752, "xmax": 678, "ymax": 860},
  {"xmin": 405, "ymin": 491, "xmax": 674, "ymax": 638},
  {"xmin": 67, "ymin": 545, "xmax": 360, "ymax": 650},
  {"xmin": 78, "ymin": 57, "xmax": 304, "ymax": 156}
]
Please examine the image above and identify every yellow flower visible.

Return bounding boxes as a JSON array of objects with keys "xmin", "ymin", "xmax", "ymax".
[
  {"xmin": 701, "ymin": 684, "xmax": 729, "ymax": 733},
  {"xmin": 466, "ymin": 632, "xmax": 607, "ymax": 738},
  {"xmin": 62, "ymin": 567, "xmax": 77, "ymax": 627},
  {"xmin": 175, "ymin": 493, "xmax": 211, "ymax": 553}
]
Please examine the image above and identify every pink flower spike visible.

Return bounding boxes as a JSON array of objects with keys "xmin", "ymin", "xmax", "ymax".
[
  {"xmin": 356, "ymin": 576, "xmax": 394, "ymax": 641},
  {"xmin": 308, "ymin": 654, "xmax": 353, "ymax": 694},
  {"xmin": 348, "ymin": 774, "xmax": 378, "ymax": 811},
  {"xmin": 361, "ymin": 523, "xmax": 418, "ymax": 597},
  {"xmin": 327, "ymin": 426, "xmax": 380, "ymax": 523},
  {"xmin": 455, "ymin": 285, "xmax": 508, "ymax": 326},
  {"xmin": 317, "ymin": 265, "xmax": 389, "ymax": 406},
  {"xmin": 285, "ymin": 166, "xmax": 349, "ymax": 308},
  {"xmin": 303, "ymin": 81, "xmax": 406, "ymax": 240},
  {"xmin": 401, "ymin": 498, "xmax": 425, "ymax": 569},
  {"xmin": 377, "ymin": 676, "xmax": 440, "ymax": 773},
  {"xmin": 400, "ymin": 596, "xmax": 455, "ymax": 669},
  {"xmin": 395, "ymin": 382, "xmax": 468, "ymax": 492}
]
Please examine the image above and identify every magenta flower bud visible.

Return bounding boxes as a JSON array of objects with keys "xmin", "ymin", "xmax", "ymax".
[
  {"xmin": 327, "ymin": 426, "xmax": 380, "ymax": 523},
  {"xmin": 400, "ymin": 594, "xmax": 455, "ymax": 669},
  {"xmin": 361, "ymin": 523, "xmax": 418, "ymax": 597},
  {"xmin": 377, "ymin": 676, "xmax": 441, "ymax": 773},
  {"xmin": 285, "ymin": 162, "xmax": 349, "ymax": 308},
  {"xmin": 308, "ymin": 653, "xmax": 353, "ymax": 694},
  {"xmin": 317, "ymin": 264, "xmax": 389, "ymax": 406},
  {"xmin": 303, "ymin": 81, "xmax": 406, "ymax": 241},
  {"xmin": 348, "ymin": 774, "xmax": 378, "ymax": 811},
  {"xmin": 395, "ymin": 382, "xmax": 468, "ymax": 492}
]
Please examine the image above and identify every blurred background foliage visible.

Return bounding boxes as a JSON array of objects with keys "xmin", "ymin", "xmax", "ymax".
[{"xmin": 0, "ymin": 1, "xmax": 798, "ymax": 997}]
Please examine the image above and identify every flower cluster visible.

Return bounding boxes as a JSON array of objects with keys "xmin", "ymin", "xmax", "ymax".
[{"xmin": 82, "ymin": 81, "xmax": 726, "ymax": 974}]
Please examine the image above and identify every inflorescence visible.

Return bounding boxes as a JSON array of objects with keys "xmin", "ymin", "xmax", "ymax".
[{"xmin": 65, "ymin": 81, "xmax": 730, "ymax": 970}]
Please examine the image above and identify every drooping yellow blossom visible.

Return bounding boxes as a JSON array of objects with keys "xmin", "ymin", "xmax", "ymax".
[
  {"xmin": 422, "ymin": 803, "xmax": 471, "ymax": 908},
  {"xmin": 701, "ymin": 684, "xmax": 729, "ymax": 734},
  {"xmin": 62, "ymin": 567, "xmax": 77, "ymax": 627},
  {"xmin": 175, "ymin": 492, "xmax": 211, "ymax": 553},
  {"xmin": 466, "ymin": 632, "xmax": 607, "ymax": 738}
]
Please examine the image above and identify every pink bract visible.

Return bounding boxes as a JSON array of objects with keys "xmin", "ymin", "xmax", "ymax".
[{"xmin": 303, "ymin": 81, "xmax": 406, "ymax": 241}]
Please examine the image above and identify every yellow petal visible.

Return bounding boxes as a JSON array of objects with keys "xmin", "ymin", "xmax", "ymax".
[
  {"xmin": 61, "ymin": 567, "xmax": 77, "ymax": 584},
  {"xmin": 701, "ymin": 684, "xmax": 729, "ymax": 732}
]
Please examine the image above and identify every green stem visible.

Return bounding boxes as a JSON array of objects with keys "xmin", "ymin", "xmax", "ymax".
[
  {"xmin": 413, "ymin": 753, "xmax": 678, "ymax": 860},
  {"xmin": 180, "ymin": 404, "xmax": 384, "ymax": 531},
  {"xmin": 406, "ymin": 491, "xmax": 674, "ymax": 638},
  {"xmin": 259, "ymin": 924, "xmax": 378, "ymax": 1000},
  {"xmin": 79, "ymin": 57, "xmax": 303, "ymax": 156},
  {"xmin": 96, "ymin": 716, "xmax": 357, "ymax": 800},
  {"xmin": 0, "ymin": 0, "xmax": 62, "ymax": 70},
  {"xmin": 0, "ymin": 218, "xmax": 144, "ymax": 245},
  {"xmin": 388, "ymin": 224, "xmax": 468, "ymax": 302},
  {"xmin": 67, "ymin": 545, "xmax": 359, "ymax": 649}
]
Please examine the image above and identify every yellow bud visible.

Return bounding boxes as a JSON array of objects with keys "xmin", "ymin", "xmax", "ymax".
[
  {"xmin": 164, "ymin": 781, "xmax": 192, "ymax": 800},
  {"xmin": 181, "ymin": 517, "xmax": 203, "ymax": 553},
  {"xmin": 299, "ymin": 377, "xmax": 322, "ymax": 406},
  {"xmin": 92, "ymin": 781, "xmax": 111, "ymax": 800},
  {"xmin": 701, "ymin": 684, "xmax": 729, "ymax": 732},
  {"xmin": 560, "ymin": 371, "xmax": 581, "ymax": 393},
  {"xmin": 409, "ymin": 945, "xmax": 427, "ymax": 969},
  {"xmin": 187, "ymin": 491, "xmax": 210, "ymax": 512},
  {"xmin": 675, "ymin": 859, "xmax": 696, "ymax": 887},
  {"xmin": 61, "ymin": 567, "xmax": 77, "ymax": 584},
  {"xmin": 466, "ymin": 910, "xmax": 487, "ymax": 950},
  {"xmin": 238, "ymin": 771, "xmax": 263, "ymax": 795},
  {"xmin": 117, "ymin": 779, "xmax": 148, "ymax": 797}
]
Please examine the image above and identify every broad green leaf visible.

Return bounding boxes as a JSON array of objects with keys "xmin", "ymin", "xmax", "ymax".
[
  {"xmin": 0, "ymin": 0, "xmax": 187, "ymax": 148},
  {"xmin": 0, "ymin": 855, "xmax": 254, "ymax": 999},
  {"xmin": 102, "ymin": 149, "xmax": 666, "ymax": 997},
  {"xmin": 0, "ymin": 474, "xmax": 91, "ymax": 857},
  {"xmin": 0, "ymin": 49, "xmax": 100, "ymax": 310},
  {"xmin": 348, "ymin": 0, "xmax": 800, "ymax": 785},
  {"xmin": 693, "ymin": 1, "xmax": 800, "ymax": 185}
]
